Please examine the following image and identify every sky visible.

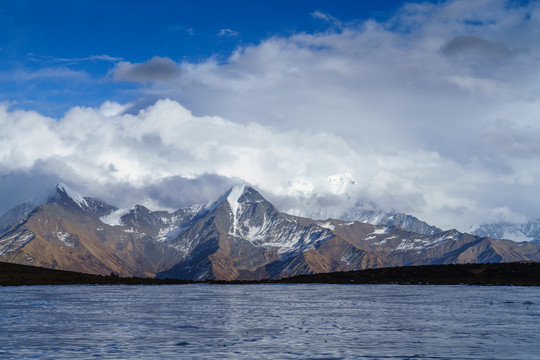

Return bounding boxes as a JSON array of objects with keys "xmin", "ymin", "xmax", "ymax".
[{"xmin": 1, "ymin": 0, "xmax": 539, "ymax": 231}]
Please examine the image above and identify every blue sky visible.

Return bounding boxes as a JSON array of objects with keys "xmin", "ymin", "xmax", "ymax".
[
  {"xmin": 1, "ymin": 0, "xmax": 540, "ymax": 231},
  {"xmin": 0, "ymin": 0, "xmax": 413, "ymax": 116}
]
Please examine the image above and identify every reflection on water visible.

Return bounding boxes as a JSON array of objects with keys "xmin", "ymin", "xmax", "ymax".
[{"xmin": 1, "ymin": 284, "xmax": 539, "ymax": 359}]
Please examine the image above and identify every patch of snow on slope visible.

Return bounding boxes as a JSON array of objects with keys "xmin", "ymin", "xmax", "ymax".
[
  {"xmin": 227, "ymin": 185, "xmax": 246, "ymax": 215},
  {"xmin": 503, "ymin": 231, "xmax": 533, "ymax": 243},
  {"xmin": 227, "ymin": 185, "xmax": 246, "ymax": 236},
  {"xmin": 369, "ymin": 227, "xmax": 390, "ymax": 235},
  {"xmin": 395, "ymin": 238, "xmax": 426, "ymax": 251},
  {"xmin": 56, "ymin": 232, "xmax": 75, "ymax": 247},
  {"xmin": 100, "ymin": 208, "xmax": 129, "ymax": 226},
  {"xmin": 157, "ymin": 225, "xmax": 190, "ymax": 242},
  {"xmin": 394, "ymin": 231, "xmax": 461, "ymax": 252},
  {"xmin": 317, "ymin": 221, "xmax": 335, "ymax": 231}
]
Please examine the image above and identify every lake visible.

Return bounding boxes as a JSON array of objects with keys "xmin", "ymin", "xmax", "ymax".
[{"xmin": 0, "ymin": 284, "xmax": 538, "ymax": 359}]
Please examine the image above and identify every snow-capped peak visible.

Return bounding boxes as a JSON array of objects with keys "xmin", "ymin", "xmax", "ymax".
[
  {"xmin": 328, "ymin": 173, "xmax": 356, "ymax": 195},
  {"xmin": 56, "ymin": 182, "xmax": 88, "ymax": 209}
]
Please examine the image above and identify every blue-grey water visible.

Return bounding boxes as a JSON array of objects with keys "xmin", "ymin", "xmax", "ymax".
[{"xmin": 0, "ymin": 284, "xmax": 539, "ymax": 359}]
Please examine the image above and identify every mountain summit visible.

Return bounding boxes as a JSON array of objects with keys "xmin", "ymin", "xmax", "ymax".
[
  {"xmin": 54, "ymin": 182, "xmax": 89, "ymax": 210},
  {"xmin": 52, "ymin": 183, "xmax": 117, "ymax": 217}
]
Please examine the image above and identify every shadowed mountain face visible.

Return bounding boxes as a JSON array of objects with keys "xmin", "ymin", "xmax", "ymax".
[
  {"xmin": 0, "ymin": 201, "xmax": 37, "ymax": 234},
  {"xmin": 1, "ymin": 184, "xmax": 540, "ymax": 280}
]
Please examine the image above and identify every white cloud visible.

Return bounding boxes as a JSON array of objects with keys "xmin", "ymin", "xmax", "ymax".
[
  {"xmin": 217, "ymin": 28, "xmax": 239, "ymax": 37},
  {"xmin": 28, "ymin": 54, "xmax": 123, "ymax": 63},
  {"xmin": 99, "ymin": 101, "xmax": 130, "ymax": 117},
  {"xmin": 0, "ymin": 67, "xmax": 89, "ymax": 81},
  {"xmin": 311, "ymin": 11, "xmax": 342, "ymax": 29}
]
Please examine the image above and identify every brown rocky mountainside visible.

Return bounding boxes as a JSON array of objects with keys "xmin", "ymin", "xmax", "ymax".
[
  {"xmin": 1, "ymin": 184, "xmax": 540, "ymax": 280},
  {"xmin": 0, "ymin": 184, "xmax": 179, "ymax": 277}
]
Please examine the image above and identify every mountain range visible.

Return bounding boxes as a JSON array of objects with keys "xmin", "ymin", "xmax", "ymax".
[
  {"xmin": 1, "ymin": 183, "xmax": 539, "ymax": 280},
  {"xmin": 469, "ymin": 221, "xmax": 540, "ymax": 245},
  {"xmin": 293, "ymin": 173, "xmax": 538, "ymax": 244}
]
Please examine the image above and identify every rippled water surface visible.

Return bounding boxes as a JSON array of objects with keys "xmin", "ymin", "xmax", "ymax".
[{"xmin": 1, "ymin": 284, "xmax": 539, "ymax": 359}]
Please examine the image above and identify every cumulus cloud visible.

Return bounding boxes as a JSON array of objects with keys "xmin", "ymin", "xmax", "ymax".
[
  {"xmin": 0, "ymin": 99, "xmax": 360, "ymax": 209},
  {"xmin": 0, "ymin": 67, "xmax": 89, "ymax": 82},
  {"xmin": 112, "ymin": 56, "xmax": 181, "ymax": 82},
  {"xmin": 0, "ymin": 95, "xmax": 537, "ymax": 230}
]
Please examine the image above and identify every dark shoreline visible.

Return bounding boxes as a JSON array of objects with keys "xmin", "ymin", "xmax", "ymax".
[{"xmin": 1, "ymin": 261, "xmax": 539, "ymax": 287}]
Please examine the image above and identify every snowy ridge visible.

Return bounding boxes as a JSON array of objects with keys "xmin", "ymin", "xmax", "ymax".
[
  {"xmin": 166, "ymin": 185, "xmax": 336, "ymax": 258},
  {"xmin": 317, "ymin": 221, "xmax": 336, "ymax": 231},
  {"xmin": 227, "ymin": 190, "xmax": 334, "ymax": 253},
  {"xmin": 56, "ymin": 183, "xmax": 88, "ymax": 209},
  {"xmin": 289, "ymin": 194, "xmax": 441, "ymax": 236},
  {"xmin": 470, "ymin": 220, "xmax": 540, "ymax": 244},
  {"xmin": 344, "ymin": 206, "xmax": 442, "ymax": 236}
]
